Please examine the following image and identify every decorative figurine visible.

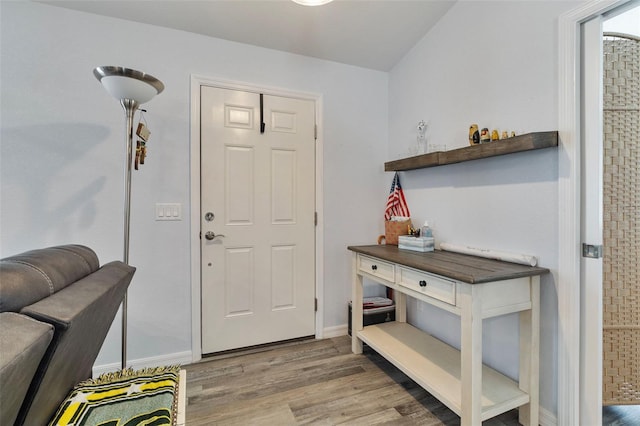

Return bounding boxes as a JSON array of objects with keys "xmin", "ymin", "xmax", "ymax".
[
  {"xmin": 511, "ymin": 131, "xmax": 516, "ymax": 138},
  {"xmin": 480, "ymin": 127, "xmax": 490, "ymax": 143},
  {"xmin": 491, "ymin": 129, "xmax": 499, "ymax": 141},
  {"xmin": 135, "ymin": 115, "xmax": 150, "ymax": 170},
  {"xmin": 417, "ymin": 120, "xmax": 427, "ymax": 154},
  {"xmin": 469, "ymin": 124, "xmax": 479, "ymax": 145},
  {"xmin": 502, "ymin": 130, "xmax": 509, "ymax": 139}
]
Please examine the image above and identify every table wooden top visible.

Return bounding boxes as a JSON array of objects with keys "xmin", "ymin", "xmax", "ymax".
[{"xmin": 348, "ymin": 245, "xmax": 549, "ymax": 284}]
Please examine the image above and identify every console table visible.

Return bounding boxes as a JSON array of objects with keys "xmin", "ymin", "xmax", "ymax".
[{"xmin": 348, "ymin": 245, "xmax": 548, "ymax": 426}]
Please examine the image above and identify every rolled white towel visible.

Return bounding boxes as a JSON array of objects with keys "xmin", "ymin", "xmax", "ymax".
[{"xmin": 439, "ymin": 242, "xmax": 538, "ymax": 267}]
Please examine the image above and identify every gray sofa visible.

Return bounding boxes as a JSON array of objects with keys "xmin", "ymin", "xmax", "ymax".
[{"xmin": 0, "ymin": 245, "xmax": 135, "ymax": 425}]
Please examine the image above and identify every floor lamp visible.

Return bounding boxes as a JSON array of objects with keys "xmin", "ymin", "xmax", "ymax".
[{"xmin": 93, "ymin": 66, "xmax": 164, "ymax": 369}]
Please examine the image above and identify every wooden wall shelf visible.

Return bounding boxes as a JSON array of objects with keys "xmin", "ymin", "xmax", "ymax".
[{"xmin": 385, "ymin": 131, "xmax": 558, "ymax": 172}]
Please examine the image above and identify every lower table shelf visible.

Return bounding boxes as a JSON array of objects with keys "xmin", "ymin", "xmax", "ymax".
[{"xmin": 357, "ymin": 322, "xmax": 529, "ymax": 421}]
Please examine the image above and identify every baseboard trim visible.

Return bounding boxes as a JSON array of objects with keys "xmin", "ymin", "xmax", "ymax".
[
  {"xmin": 92, "ymin": 351, "xmax": 193, "ymax": 377},
  {"xmin": 323, "ymin": 324, "xmax": 348, "ymax": 338}
]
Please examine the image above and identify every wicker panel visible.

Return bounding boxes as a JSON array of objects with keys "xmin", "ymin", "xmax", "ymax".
[
  {"xmin": 602, "ymin": 35, "xmax": 640, "ymax": 406},
  {"xmin": 604, "ymin": 328, "xmax": 640, "ymax": 405},
  {"xmin": 604, "ymin": 37, "xmax": 640, "ymax": 110}
]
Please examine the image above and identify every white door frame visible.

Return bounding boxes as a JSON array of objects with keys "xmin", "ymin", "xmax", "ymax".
[
  {"xmin": 557, "ymin": 0, "xmax": 634, "ymax": 424},
  {"xmin": 189, "ymin": 75, "xmax": 324, "ymax": 362},
  {"xmin": 580, "ymin": 16, "xmax": 604, "ymax": 426}
]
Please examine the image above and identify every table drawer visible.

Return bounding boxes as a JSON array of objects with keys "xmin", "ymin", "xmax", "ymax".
[
  {"xmin": 358, "ymin": 255, "xmax": 395, "ymax": 283},
  {"xmin": 397, "ymin": 266, "xmax": 456, "ymax": 305}
]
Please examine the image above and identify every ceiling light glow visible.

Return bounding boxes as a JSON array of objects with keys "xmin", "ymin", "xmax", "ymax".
[{"xmin": 291, "ymin": 0, "xmax": 334, "ymax": 6}]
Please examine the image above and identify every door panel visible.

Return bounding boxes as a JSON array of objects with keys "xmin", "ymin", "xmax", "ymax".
[
  {"xmin": 201, "ymin": 86, "xmax": 316, "ymax": 354},
  {"xmin": 272, "ymin": 149, "xmax": 296, "ymax": 223},
  {"xmin": 225, "ymin": 247, "xmax": 254, "ymax": 316},
  {"xmin": 225, "ymin": 146, "xmax": 254, "ymax": 224},
  {"xmin": 271, "ymin": 245, "xmax": 296, "ymax": 309}
]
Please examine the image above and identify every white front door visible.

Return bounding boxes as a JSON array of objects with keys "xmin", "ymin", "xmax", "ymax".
[{"xmin": 200, "ymin": 86, "xmax": 316, "ymax": 354}]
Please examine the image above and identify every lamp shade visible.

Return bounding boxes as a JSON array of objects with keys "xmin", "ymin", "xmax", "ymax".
[{"xmin": 93, "ymin": 66, "xmax": 164, "ymax": 104}]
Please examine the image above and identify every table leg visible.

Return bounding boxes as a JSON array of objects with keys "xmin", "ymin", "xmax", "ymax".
[
  {"xmin": 351, "ymin": 253, "xmax": 363, "ymax": 354},
  {"xmin": 519, "ymin": 276, "xmax": 540, "ymax": 426},
  {"xmin": 395, "ymin": 291, "xmax": 407, "ymax": 323},
  {"xmin": 460, "ymin": 284, "xmax": 482, "ymax": 426}
]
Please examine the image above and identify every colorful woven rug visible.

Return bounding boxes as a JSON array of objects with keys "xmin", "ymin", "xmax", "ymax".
[{"xmin": 49, "ymin": 366, "xmax": 181, "ymax": 426}]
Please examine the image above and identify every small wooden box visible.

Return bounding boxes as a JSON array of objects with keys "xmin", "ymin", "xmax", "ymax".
[{"xmin": 398, "ymin": 236, "xmax": 434, "ymax": 252}]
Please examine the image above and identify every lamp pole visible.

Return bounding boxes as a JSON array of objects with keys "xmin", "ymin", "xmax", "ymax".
[
  {"xmin": 120, "ymin": 98, "xmax": 139, "ymax": 369},
  {"xmin": 94, "ymin": 66, "xmax": 163, "ymax": 370}
]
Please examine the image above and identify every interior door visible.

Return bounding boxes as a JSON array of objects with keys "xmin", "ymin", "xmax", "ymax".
[{"xmin": 200, "ymin": 86, "xmax": 316, "ymax": 354}]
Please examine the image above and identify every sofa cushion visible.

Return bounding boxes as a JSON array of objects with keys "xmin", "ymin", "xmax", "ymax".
[
  {"xmin": 0, "ymin": 312, "xmax": 53, "ymax": 426},
  {"xmin": 0, "ymin": 245, "xmax": 99, "ymax": 312}
]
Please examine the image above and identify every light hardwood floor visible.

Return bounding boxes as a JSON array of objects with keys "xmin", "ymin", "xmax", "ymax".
[
  {"xmin": 184, "ymin": 336, "xmax": 520, "ymax": 425},
  {"xmin": 603, "ymin": 405, "xmax": 640, "ymax": 426},
  {"xmin": 185, "ymin": 335, "xmax": 639, "ymax": 425}
]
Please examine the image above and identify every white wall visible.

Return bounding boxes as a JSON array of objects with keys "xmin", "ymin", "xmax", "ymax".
[
  {"xmin": 0, "ymin": 2, "xmax": 388, "ymax": 367},
  {"xmin": 604, "ymin": 2, "xmax": 640, "ymax": 36},
  {"xmin": 388, "ymin": 0, "xmax": 583, "ymax": 417}
]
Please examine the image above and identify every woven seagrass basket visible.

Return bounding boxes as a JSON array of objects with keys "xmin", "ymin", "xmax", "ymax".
[{"xmin": 378, "ymin": 219, "xmax": 411, "ymax": 245}]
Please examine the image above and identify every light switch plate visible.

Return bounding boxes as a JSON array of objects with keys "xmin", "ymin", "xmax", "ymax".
[{"xmin": 156, "ymin": 203, "xmax": 182, "ymax": 221}]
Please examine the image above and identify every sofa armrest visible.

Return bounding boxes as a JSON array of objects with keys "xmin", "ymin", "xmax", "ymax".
[
  {"xmin": 0, "ymin": 312, "xmax": 53, "ymax": 426},
  {"xmin": 16, "ymin": 261, "xmax": 135, "ymax": 426}
]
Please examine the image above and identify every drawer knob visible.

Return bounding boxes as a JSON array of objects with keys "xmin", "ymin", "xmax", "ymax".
[
  {"xmin": 371, "ymin": 265, "xmax": 378, "ymax": 271},
  {"xmin": 419, "ymin": 280, "xmax": 427, "ymax": 287}
]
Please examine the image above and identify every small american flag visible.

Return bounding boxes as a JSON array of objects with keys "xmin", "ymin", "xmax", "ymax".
[{"xmin": 384, "ymin": 172, "xmax": 410, "ymax": 220}]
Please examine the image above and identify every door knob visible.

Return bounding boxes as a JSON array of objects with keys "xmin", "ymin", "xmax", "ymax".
[{"xmin": 205, "ymin": 231, "xmax": 225, "ymax": 240}]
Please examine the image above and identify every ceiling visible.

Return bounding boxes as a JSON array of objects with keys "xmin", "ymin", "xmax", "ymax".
[{"xmin": 41, "ymin": 0, "xmax": 456, "ymax": 71}]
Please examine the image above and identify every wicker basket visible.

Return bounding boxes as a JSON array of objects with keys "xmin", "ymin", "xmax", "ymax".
[
  {"xmin": 602, "ymin": 33, "xmax": 640, "ymax": 406},
  {"xmin": 378, "ymin": 219, "xmax": 411, "ymax": 245}
]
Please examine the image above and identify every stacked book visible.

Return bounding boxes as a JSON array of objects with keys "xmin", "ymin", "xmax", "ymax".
[
  {"xmin": 362, "ymin": 296, "xmax": 394, "ymax": 309},
  {"xmin": 398, "ymin": 236, "xmax": 435, "ymax": 252}
]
